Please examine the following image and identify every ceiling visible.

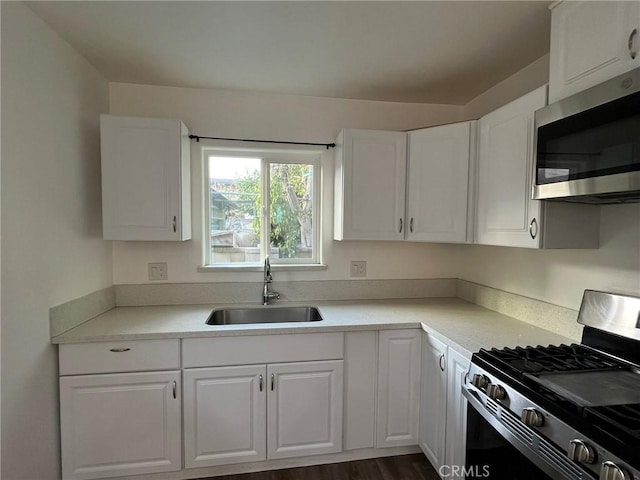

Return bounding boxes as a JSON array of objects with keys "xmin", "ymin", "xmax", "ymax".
[{"xmin": 26, "ymin": 1, "xmax": 551, "ymax": 105}]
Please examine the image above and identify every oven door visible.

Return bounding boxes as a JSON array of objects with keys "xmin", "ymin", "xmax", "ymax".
[{"xmin": 462, "ymin": 387, "xmax": 596, "ymax": 480}]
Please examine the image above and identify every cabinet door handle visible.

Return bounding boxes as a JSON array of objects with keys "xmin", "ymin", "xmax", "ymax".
[
  {"xmin": 409, "ymin": 217, "xmax": 414, "ymax": 233},
  {"xmin": 629, "ymin": 28, "xmax": 638, "ymax": 59},
  {"xmin": 271, "ymin": 373, "xmax": 275, "ymax": 391},
  {"xmin": 529, "ymin": 218, "xmax": 538, "ymax": 239},
  {"xmin": 109, "ymin": 347, "xmax": 130, "ymax": 353},
  {"xmin": 399, "ymin": 218, "xmax": 403, "ymax": 233},
  {"xmin": 259, "ymin": 374, "xmax": 263, "ymax": 392},
  {"xmin": 172, "ymin": 215, "xmax": 177, "ymax": 233},
  {"xmin": 172, "ymin": 381, "xmax": 177, "ymax": 399},
  {"xmin": 439, "ymin": 354, "xmax": 446, "ymax": 372}
]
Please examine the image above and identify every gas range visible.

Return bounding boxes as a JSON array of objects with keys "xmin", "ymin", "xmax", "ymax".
[{"xmin": 464, "ymin": 290, "xmax": 640, "ymax": 480}]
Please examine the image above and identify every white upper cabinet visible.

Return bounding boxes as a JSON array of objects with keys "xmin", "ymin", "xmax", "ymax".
[
  {"xmin": 100, "ymin": 115, "xmax": 191, "ymax": 241},
  {"xmin": 476, "ymin": 86, "xmax": 600, "ymax": 249},
  {"xmin": 407, "ymin": 121, "xmax": 476, "ymax": 243},
  {"xmin": 476, "ymin": 86, "xmax": 547, "ymax": 248},
  {"xmin": 549, "ymin": 1, "xmax": 640, "ymax": 103},
  {"xmin": 334, "ymin": 129, "xmax": 407, "ymax": 241}
]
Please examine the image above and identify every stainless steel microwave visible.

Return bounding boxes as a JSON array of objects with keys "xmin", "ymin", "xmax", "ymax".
[{"xmin": 533, "ymin": 67, "xmax": 640, "ymax": 204}]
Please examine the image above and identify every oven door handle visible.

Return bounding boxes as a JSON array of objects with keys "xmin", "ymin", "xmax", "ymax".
[{"xmin": 462, "ymin": 386, "xmax": 597, "ymax": 480}]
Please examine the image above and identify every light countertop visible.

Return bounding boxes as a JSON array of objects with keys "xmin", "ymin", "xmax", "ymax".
[{"xmin": 52, "ymin": 298, "xmax": 578, "ymax": 358}]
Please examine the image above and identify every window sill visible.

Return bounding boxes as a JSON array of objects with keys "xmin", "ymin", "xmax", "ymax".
[{"xmin": 197, "ymin": 264, "xmax": 328, "ymax": 273}]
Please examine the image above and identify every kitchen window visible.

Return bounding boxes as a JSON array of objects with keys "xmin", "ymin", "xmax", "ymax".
[{"xmin": 204, "ymin": 149, "xmax": 321, "ymax": 267}]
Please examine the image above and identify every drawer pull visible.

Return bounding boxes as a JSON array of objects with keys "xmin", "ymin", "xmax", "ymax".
[
  {"xmin": 172, "ymin": 381, "xmax": 177, "ymax": 399},
  {"xmin": 109, "ymin": 348, "xmax": 131, "ymax": 353},
  {"xmin": 259, "ymin": 374, "xmax": 264, "ymax": 392},
  {"xmin": 271, "ymin": 373, "xmax": 275, "ymax": 391}
]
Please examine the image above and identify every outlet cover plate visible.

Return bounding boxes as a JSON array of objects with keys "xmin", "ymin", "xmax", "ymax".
[
  {"xmin": 148, "ymin": 262, "xmax": 168, "ymax": 281},
  {"xmin": 350, "ymin": 261, "xmax": 367, "ymax": 278}
]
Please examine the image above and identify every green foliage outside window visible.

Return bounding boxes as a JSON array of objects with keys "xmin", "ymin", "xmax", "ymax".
[{"xmin": 236, "ymin": 163, "xmax": 313, "ymax": 258}]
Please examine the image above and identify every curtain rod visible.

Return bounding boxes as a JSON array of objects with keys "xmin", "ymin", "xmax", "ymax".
[{"xmin": 189, "ymin": 134, "xmax": 336, "ymax": 150}]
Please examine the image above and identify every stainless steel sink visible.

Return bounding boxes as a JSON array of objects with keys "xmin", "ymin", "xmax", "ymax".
[{"xmin": 205, "ymin": 306, "xmax": 323, "ymax": 325}]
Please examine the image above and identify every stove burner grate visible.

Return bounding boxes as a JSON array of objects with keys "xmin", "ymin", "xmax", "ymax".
[
  {"xmin": 482, "ymin": 344, "xmax": 626, "ymax": 378},
  {"xmin": 584, "ymin": 404, "xmax": 640, "ymax": 444}
]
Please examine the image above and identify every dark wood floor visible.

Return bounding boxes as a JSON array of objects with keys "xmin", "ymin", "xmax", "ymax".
[{"xmin": 202, "ymin": 454, "xmax": 440, "ymax": 480}]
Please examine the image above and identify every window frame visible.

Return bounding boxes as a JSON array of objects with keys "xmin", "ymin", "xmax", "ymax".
[{"xmin": 203, "ymin": 147, "xmax": 322, "ymax": 268}]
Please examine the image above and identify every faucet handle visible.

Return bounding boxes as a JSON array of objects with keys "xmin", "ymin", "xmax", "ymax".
[{"xmin": 264, "ymin": 256, "xmax": 273, "ymax": 282}]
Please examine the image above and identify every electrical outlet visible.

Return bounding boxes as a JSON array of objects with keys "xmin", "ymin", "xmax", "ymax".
[
  {"xmin": 350, "ymin": 260, "xmax": 367, "ymax": 278},
  {"xmin": 148, "ymin": 262, "xmax": 168, "ymax": 281}
]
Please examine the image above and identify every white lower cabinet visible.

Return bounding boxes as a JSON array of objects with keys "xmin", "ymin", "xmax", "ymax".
[
  {"xmin": 376, "ymin": 329, "xmax": 422, "ymax": 448},
  {"xmin": 267, "ymin": 361, "xmax": 343, "ymax": 459},
  {"xmin": 419, "ymin": 334, "xmax": 447, "ymax": 471},
  {"xmin": 183, "ymin": 365, "xmax": 267, "ymax": 467},
  {"xmin": 59, "ymin": 371, "xmax": 182, "ymax": 480},
  {"xmin": 444, "ymin": 349, "xmax": 470, "ymax": 479},
  {"xmin": 419, "ymin": 332, "xmax": 470, "ymax": 479},
  {"xmin": 183, "ymin": 360, "xmax": 343, "ymax": 468}
]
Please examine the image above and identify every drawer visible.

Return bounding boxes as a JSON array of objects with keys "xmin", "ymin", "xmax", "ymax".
[
  {"xmin": 59, "ymin": 339, "xmax": 180, "ymax": 375},
  {"xmin": 183, "ymin": 333, "xmax": 344, "ymax": 368}
]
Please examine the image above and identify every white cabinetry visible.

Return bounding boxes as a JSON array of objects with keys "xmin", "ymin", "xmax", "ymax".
[
  {"xmin": 549, "ymin": 1, "xmax": 640, "ymax": 103},
  {"xmin": 476, "ymin": 86, "xmax": 599, "ymax": 249},
  {"xmin": 334, "ymin": 129, "xmax": 407, "ymax": 241},
  {"xmin": 419, "ymin": 333, "xmax": 447, "ymax": 470},
  {"xmin": 267, "ymin": 361, "xmax": 343, "ymax": 459},
  {"xmin": 58, "ymin": 341, "xmax": 182, "ymax": 480},
  {"xmin": 419, "ymin": 332, "xmax": 470, "ymax": 479},
  {"xmin": 343, "ymin": 331, "xmax": 378, "ymax": 451},
  {"xmin": 407, "ymin": 122, "xmax": 476, "ymax": 243},
  {"xmin": 182, "ymin": 334, "xmax": 344, "ymax": 468},
  {"xmin": 334, "ymin": 124, "xmax": 476, "ymax": 244},
  {"xmin": 100, "ymin": 114, "xmax": 191, "ymax": 241},
  {"xmin": 183, "ymin": 365, "xmax": 266, "ymax": 467},
  {"xmin": 444, "ymin": 349, "xmax": 470, "ymax": 478},
  {"xmin": 377, "ymin": 329, "xmax": 421, "ymax": 448}
]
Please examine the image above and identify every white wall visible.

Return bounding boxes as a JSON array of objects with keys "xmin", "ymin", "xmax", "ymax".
[
  {"xmin": 1, "ymin": 3, "xmax": 112, "ymax": 478},
  {"xmin": 109, "ymin": 83, "xmax": 465, "ymax": 284},
  {"xmin": 460, "ymin": 54, "xmax": 640, "ymax": 310}
]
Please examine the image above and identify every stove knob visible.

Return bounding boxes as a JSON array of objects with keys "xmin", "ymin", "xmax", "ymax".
[
  {"xmin": 486, "ymin": 383, "xmax": 507, "ymax": 401},
  {"xmin": 521, "ymin": 407, "xmax": 544, "ymax": 427},
  {"xmin": 600, "ymin": 461, "xmax": 631, "ymax": 480},
  {"xmin": 471, "ymin": 374, "xmax": 489, "ymax": 389},
  {"xmin": 568, "ymin": 439, "xmax": 596, "ymax": 464}
]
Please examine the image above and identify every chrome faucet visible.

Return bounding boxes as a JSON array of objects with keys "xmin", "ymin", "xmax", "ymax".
[{"xmin": 262, "ymin": 256, "xmax": 280, "ymax": 305}]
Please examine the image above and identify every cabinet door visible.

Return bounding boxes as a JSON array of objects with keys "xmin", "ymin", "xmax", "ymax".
[
  {"xmin": 549, "ymin": 1, "xmax": 640, "ymax": 103},
  {"xmin": 418, "ymin": 333, "xmax": 447, "ymax": 470},
  {"xmin": 60, "ymin": 371, "xmax": 181, "ymax": 480},
  {"xmin": 444, "ymin": 349, "xmax": 471, "ymax": 479},
  {"xmin": 344, "ymin": 331, "xmax": 378, "ymax": 451},
  {"xmin": 476, "ymin": 86, "xmax": 546, "ymax": 248},
  {"xmin": 267, "ymin": 360, "xmax": 343, "ymax": 459},
  {"xmin": 100, "ymin": 115, "xmax": 191, "ymax": 241},
  {"xmin": 407, "ymin": 122, "xmax": 474, "ymax": 243},
  {"xmin": 334, "ymin": 129, "xmax": 407, "ymax": 241},
  {"xmin": 377, "ymin": 329, "xmax": 421, "ymax": 448},
  {"xmin": 183, "ymin": 365, "xmax": 266, "ymax": 468}
]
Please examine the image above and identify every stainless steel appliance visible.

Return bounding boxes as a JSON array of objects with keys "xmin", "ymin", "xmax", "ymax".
[
  {"xmin": 533, "ymin": 68, "xmax": 640, "ymax": 204},
  {"xmin": 464, "ymin": 290, "xmax": 640, "ymax": 480}
]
